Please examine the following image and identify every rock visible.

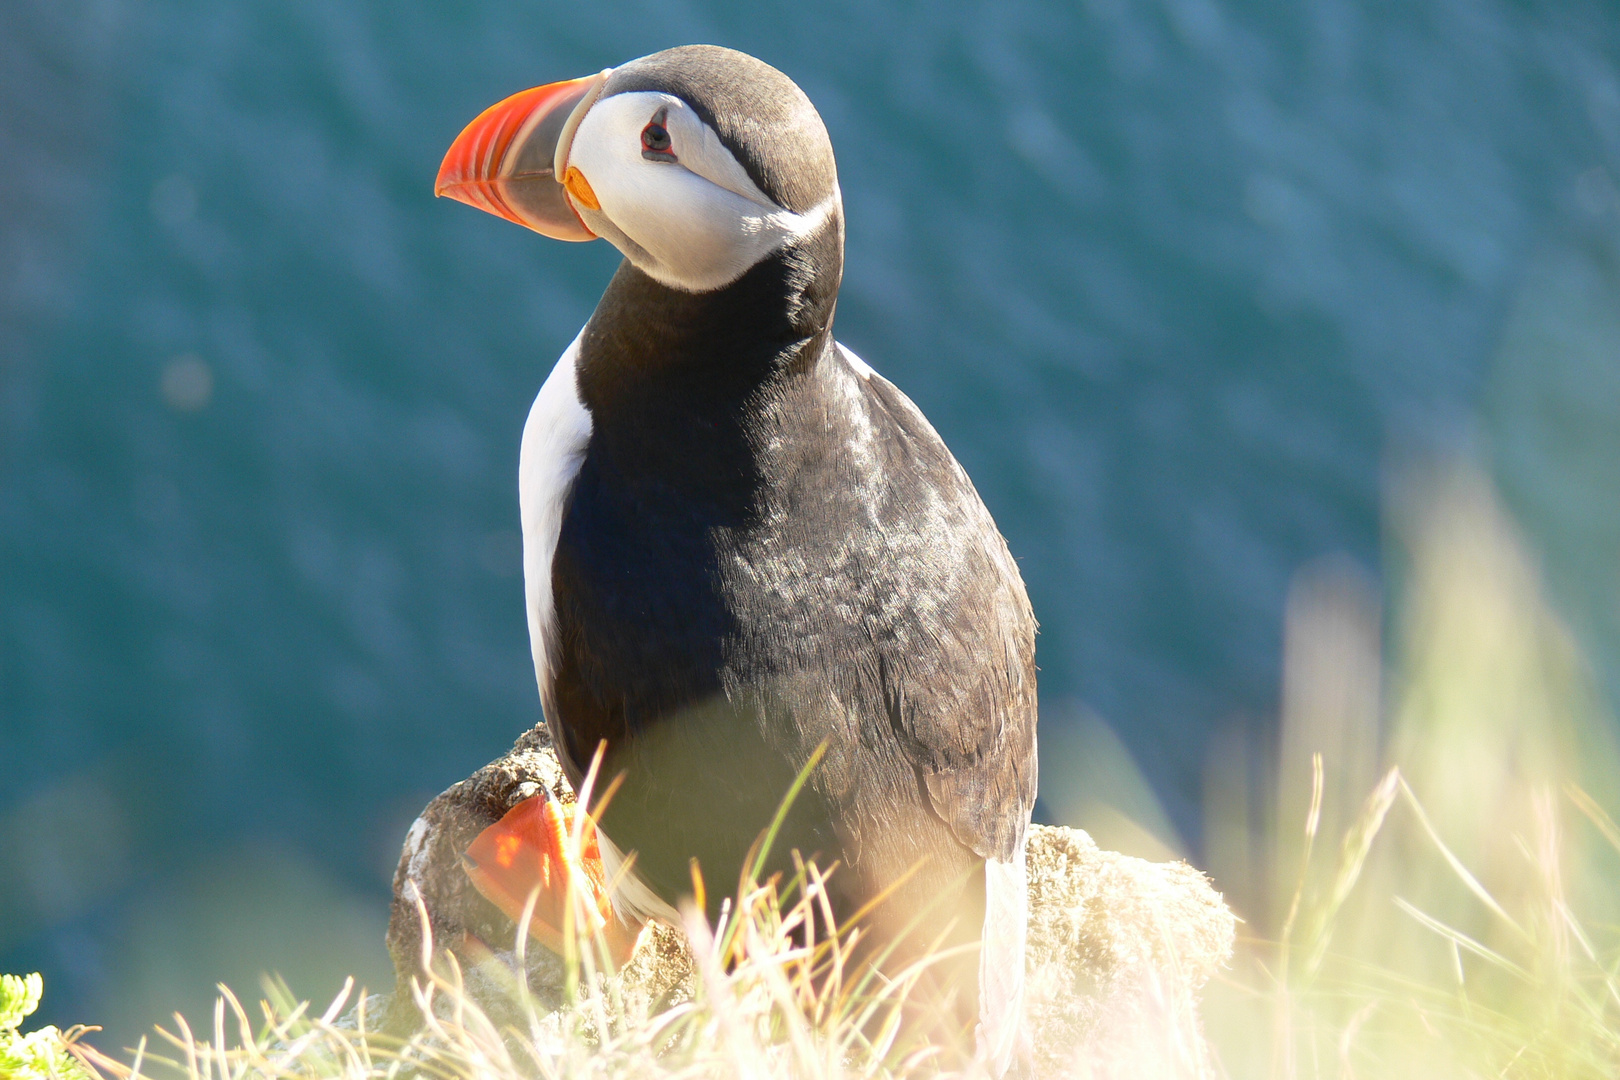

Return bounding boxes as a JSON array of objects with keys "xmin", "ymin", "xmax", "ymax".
[
  {"xmin": 1023, "ymin": 827, "xmax": 1233, "ymax": 1077},
  {"xmin": 384, "ymin": 727, "xmax": 1234, "ymax": 1075}
]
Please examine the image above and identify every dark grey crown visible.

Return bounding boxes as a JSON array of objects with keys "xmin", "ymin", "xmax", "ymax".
[{"xmin": 603, "ymin": 45, "xmax": 838, "ymax": 215}]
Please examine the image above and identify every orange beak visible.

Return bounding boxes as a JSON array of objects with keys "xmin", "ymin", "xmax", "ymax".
[
  {"xmin": 462, "ymin": 792, "xmax": 640, "ymax": 964},
  {"xmin": 435, "ymin": 70, "xmax": 609, "ymax": 241}
]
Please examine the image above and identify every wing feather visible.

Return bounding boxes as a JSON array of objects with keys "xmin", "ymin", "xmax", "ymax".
[{"xmin": 843, "ymin": 346, "xmax": 1038, "ymax": 862}]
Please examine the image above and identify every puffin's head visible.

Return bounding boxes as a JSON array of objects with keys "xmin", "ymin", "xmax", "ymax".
[{"xmin": 436, "ymin": 45, "xmax": 841, "ymax": 295}]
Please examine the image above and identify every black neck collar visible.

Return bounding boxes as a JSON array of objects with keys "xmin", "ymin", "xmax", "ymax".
[{"xmin": 574, "ymin": 213, "xmax": 843, "ymax": 411}]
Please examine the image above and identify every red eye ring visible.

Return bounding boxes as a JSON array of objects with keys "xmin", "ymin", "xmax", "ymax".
[{"xmin": 641, "ymin": 108, "xmax": 676, "ymax": 162}]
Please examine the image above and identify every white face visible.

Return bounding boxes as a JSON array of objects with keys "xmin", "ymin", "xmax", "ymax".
[{"xmin": 563, "ymin": 90, "xmax": 836, "ymax": 293}]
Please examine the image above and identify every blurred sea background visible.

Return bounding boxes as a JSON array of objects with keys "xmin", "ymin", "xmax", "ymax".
[{"xmin": 6, "ymin": 0, "xmax": 1620, "ymax": 1055}]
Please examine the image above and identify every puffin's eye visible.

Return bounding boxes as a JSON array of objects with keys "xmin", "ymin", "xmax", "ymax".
[
  {"xmin": 641, "ymin": 123, "xmax": 670, "ymax": 152},
  {"xmin": 641, "ymin": 110, "xmax": 676, "ymax": 162}
]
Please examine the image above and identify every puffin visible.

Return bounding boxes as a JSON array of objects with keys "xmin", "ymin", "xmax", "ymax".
[{"xmin": 436, "ymin": 45, "xmax": 1037, "ymax": 1071}]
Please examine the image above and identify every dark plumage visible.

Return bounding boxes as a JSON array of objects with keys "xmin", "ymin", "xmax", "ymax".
[{"xmin": 550, "ymin": 225, "xmax": 1038, "ymax": 899}]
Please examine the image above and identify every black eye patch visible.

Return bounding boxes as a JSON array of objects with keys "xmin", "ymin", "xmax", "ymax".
[{"xmin": 641, "ymin": 107, "xmax": 676, "ymax": 162}]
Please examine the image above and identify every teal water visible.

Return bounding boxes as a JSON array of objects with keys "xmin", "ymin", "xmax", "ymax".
[{"xmin": 4, "ymin": 0, "xmax": 1620, "ymax": 1044}]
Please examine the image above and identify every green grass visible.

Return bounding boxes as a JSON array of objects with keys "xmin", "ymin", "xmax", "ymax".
[
  {"xmin": 17, "ymin": 459, "xmax": 1620, "ymax": 1079},
  {"xmin": 2, "ymin": 972, "xmax": 95, "ymax": 1080},
  {"xmin": 1203, "ymin": 461, "xmax": 1620, "ymax": 1079}
]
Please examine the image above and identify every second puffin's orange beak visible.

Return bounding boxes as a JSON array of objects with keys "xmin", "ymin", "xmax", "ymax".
[
  {"xmin": 435, "ymin": 70, "xmax": 609, "ymax": 241},
  {"xmin": 462, "ymin": 791, "xmax": 644, "ymax": 966},
  {"xmin": 463, "ymin": 793, "xmax": 611, "ymax": 938}
]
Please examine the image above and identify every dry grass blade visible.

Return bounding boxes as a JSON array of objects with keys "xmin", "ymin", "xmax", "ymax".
[
  {"xmin": 1565, "ymin": 783, "xmax": 1620, "ymax": 856},
  {"xmin": 1396, "ymin": 776, "xmax": 1529, "ymax": 942},
  {"xmin": 1390, "ymin": 897, "xmax": 1533, "ymax": 981}
]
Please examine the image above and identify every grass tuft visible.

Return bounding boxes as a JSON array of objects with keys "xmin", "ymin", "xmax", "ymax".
[
  {"xmin": 1205, "ymin": 461, "xmax": 1620, "ymax": 1079},
  {"xmin": 65, "ymin": 843, "xmax": 962, "ymax": 1080},
  {"xmin": 34, "ymin": 458, "xmax": 1620, "ymax": 1078}
]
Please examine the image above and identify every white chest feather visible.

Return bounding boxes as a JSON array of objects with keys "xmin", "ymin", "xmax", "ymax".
[
  {"xmin": 517, "ymin": 334, "xmax": 687, "ymax": 929},
  {"xmin": 518, "ymin": 333, "xmax": 680, "ymax": 929},
  {"xmin": 979, "ymin": 841, "xmax": 1030, "ymax": 1074},
  {"xmin": 518, "ymin": 332, "xmax": 593, "ymax": 703}
]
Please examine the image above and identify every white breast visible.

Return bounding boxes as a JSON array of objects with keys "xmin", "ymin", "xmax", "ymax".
[
  {"xmin": 517, "ymin": 333, "xmax": 682, "ymax": 929},
  {"xmin": 519, "ymin": 331, "xmax": 593, "ymax": 703}
]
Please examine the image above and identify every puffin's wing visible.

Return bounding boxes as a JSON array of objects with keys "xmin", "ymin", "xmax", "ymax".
[{"xmin": 838, "ymin": 345, "xmax": 1039, "ymax": 864}]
